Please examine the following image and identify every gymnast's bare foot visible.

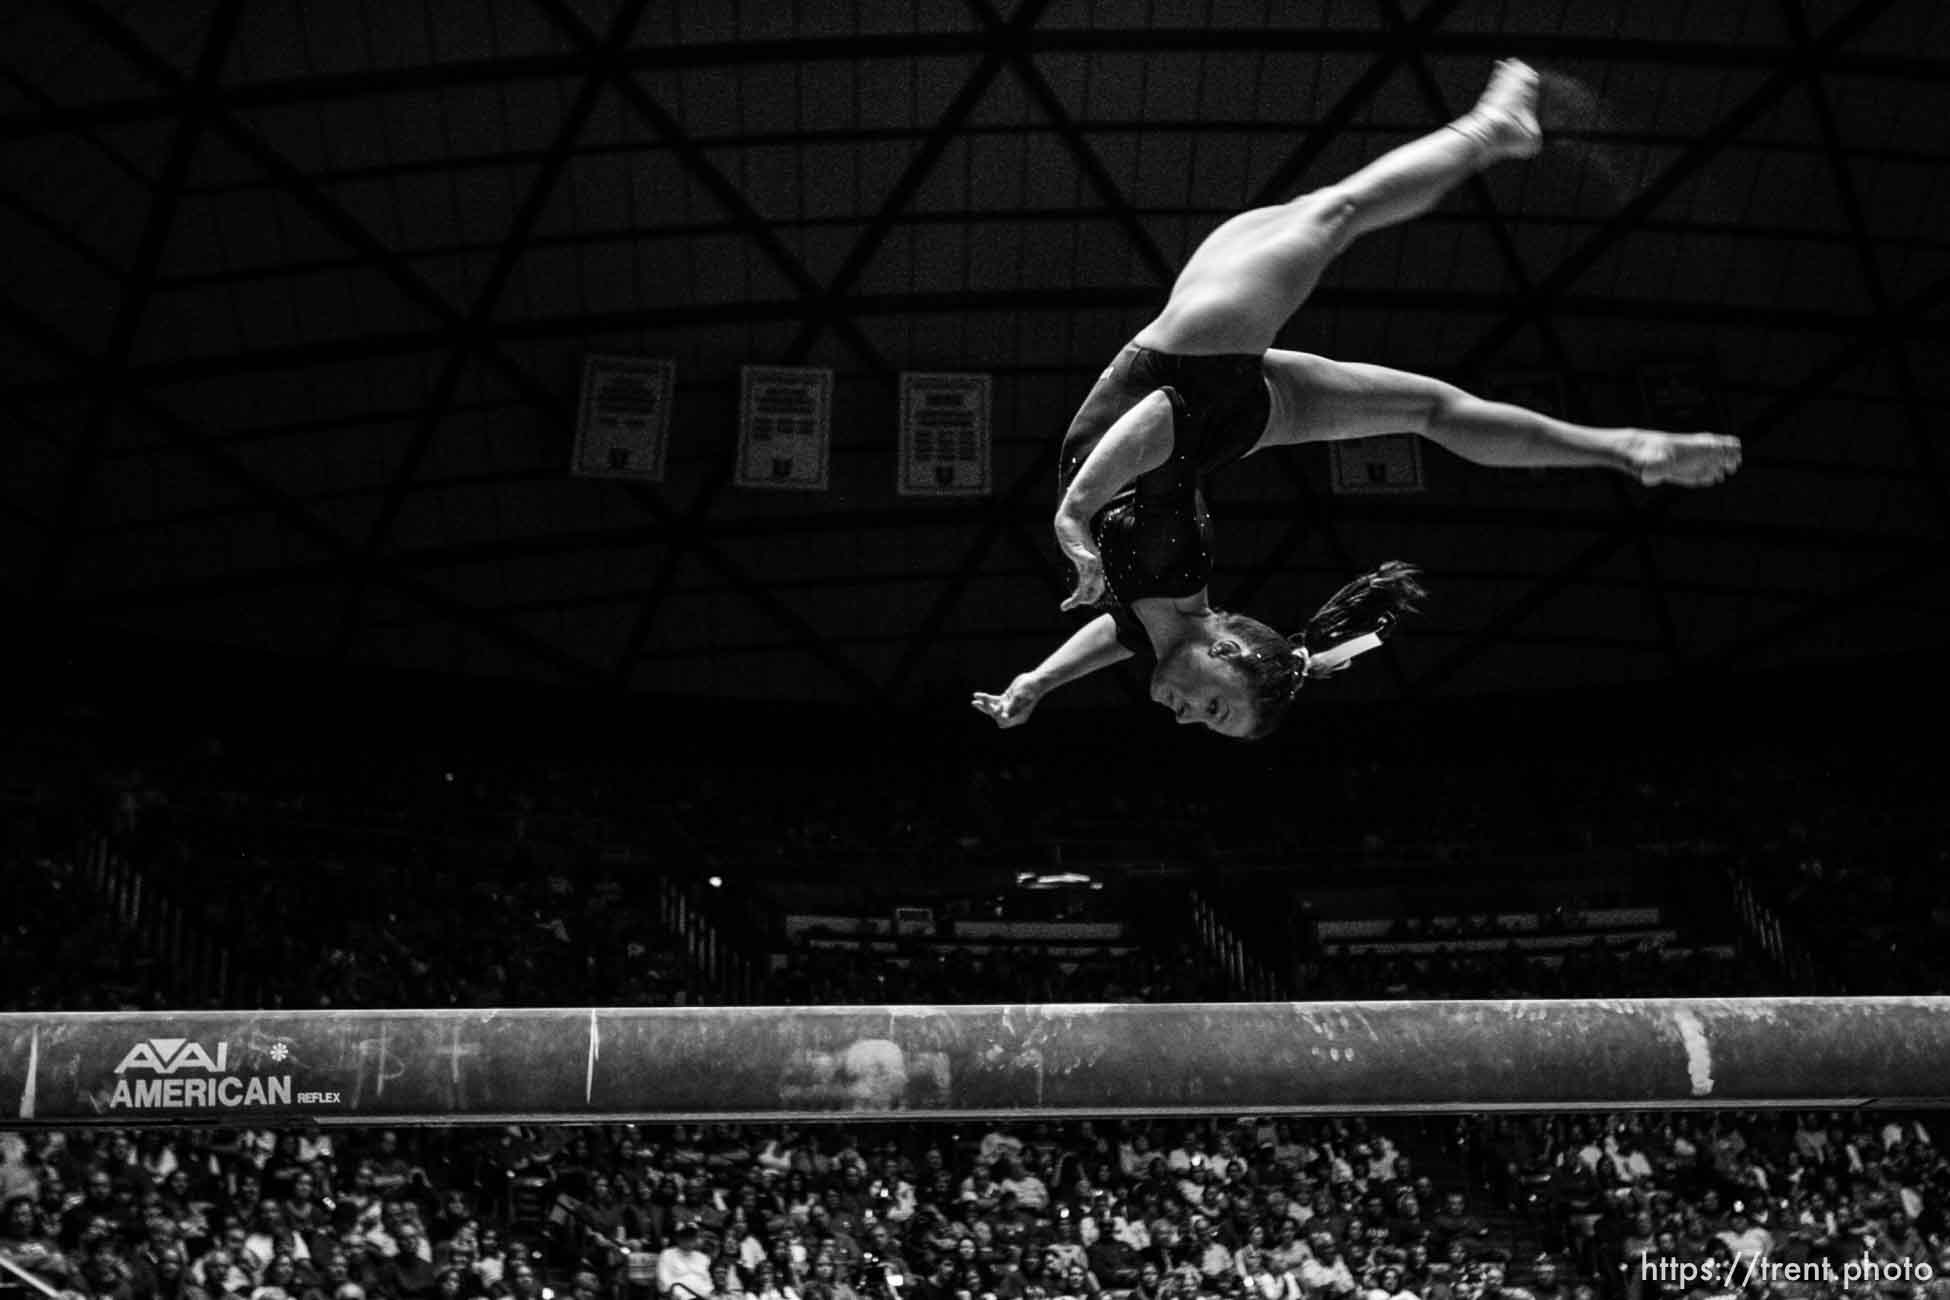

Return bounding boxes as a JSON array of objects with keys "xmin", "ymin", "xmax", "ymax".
[
  {"xmin": 1466, "ymin": 58, "xmax": 1543, "ymax": 161},
  {"xmin": 1626, "ymin": 431, "xmax": 1744, "ymax": 488}
]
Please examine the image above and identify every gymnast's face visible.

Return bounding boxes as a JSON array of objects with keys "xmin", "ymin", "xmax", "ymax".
[{"xmin": 1151, "ymin": 639, "xmax": 1254, "ymax": 737}]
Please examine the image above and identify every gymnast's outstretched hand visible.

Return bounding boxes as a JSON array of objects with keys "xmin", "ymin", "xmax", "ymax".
[
  {"xmin": 1626, "ymin": 431, "xmax": 1744, "ymax": 488},
  {"xmin": 971, "ymin": 674, "xmax": 1045, "ymax": 729}
]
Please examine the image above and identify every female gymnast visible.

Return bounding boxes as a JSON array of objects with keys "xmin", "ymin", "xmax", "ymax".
[{"xmin": 972, "ymin": 60, "xmax": 1741, "ymax": 740}]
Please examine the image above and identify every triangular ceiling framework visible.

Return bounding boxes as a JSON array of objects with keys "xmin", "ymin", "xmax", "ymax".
[{"xmin": 3, "ymin": 0, "xmax": 1950, "ymax": 713}]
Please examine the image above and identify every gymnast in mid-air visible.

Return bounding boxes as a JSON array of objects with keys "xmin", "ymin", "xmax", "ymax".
[{"xmin": 972, "ymin": 60, "xmax": 1741, "ymax": 740}]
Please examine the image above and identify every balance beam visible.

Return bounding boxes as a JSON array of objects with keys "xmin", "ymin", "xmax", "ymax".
[{"xmin": 3, "ymin": 999, "xmax": 1945, "ymax": 1126}]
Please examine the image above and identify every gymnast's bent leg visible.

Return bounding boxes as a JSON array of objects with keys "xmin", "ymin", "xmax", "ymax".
[{"xmin": 1134, "ymin": 59, "xmax": 1542, "ymax": 358}]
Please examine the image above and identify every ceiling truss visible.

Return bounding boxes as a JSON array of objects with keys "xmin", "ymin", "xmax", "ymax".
[{"xmin": 2, "ymin": 0, "xmax": 1943, "ymax": 710}]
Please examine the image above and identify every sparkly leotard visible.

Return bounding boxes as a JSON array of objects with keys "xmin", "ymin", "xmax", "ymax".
[{"xmin": 1056, "ymin": 341, "xmax": 1271, "ymax": 658}]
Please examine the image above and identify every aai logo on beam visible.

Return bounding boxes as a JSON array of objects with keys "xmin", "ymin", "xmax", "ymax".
[
  {"xmin": 114, "ymin": 1039, "xmax": 229, "ymax": 1075},
  {"xmin": 105, "ymin": 1037, "xmax": 337, "ymax": 1113}
]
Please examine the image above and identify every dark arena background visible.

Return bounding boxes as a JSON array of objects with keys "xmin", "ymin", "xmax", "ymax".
[{"xmin": 3, "ymin": 5, "xmax": 1949, "ymax": 1300}]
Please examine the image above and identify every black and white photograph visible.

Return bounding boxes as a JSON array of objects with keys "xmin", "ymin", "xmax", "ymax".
[{"xmin": 2, "ymin": 5, "xmax": 1947, "ymax": 1300}]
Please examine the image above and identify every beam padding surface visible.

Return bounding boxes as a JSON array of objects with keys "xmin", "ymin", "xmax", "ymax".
[{"xmin": 3, "ymin": 999, "xmax": 1947, "ymax": 1126}]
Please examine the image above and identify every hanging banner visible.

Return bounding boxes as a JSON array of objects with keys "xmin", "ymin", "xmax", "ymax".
[
  {"xmin": 1329, "ymin": 435, "xmax": 1423, "ymax": 495},
  {"xmin": 898, "ymin": 372, "xmax": 991, "ymax": 497},
  {"xmin": 571, "ymin": 355, "xmax": 675, "ymax": 482},
  {"xmin": 737, "ymin": 366, "xmax": 832, "ymax": 491}
]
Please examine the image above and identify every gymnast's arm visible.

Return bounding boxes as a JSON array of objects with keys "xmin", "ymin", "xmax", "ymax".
[
  {"xmin": 1054, "ymin": 390, "xmax": 1176, "ymax": 609},
  {"xmin": 972, "ymin": 614, "xmax": 1135, "ymax": 729}
]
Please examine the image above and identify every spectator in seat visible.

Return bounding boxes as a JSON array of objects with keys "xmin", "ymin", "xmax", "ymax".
[
  {"xmin": 302, "ymin": 1249, "xmax": 355, "ymax": 1300},
  {"xmin": 1299, "ymin": 1238, "xmax": 1358, "ymax": 1297},
  {"xmin": 1919, "ymin": 1250, "xmax": 1950, "ymax": 1300},
  {"xmin": 445, "ymin": 1244, "xmax": 493, "ymax": 1300},
  {"xmin": 1521, "ymin": 1257, "xmax": 1568, "ymax": 1300},
  {"xmin": 1619, "ymin": 1215, "xmax": 1658, "ymax": 1300},
  {"xmin": 159, "ymin": 1169, "xmax": 209, "ymax": 1238},
  {"xmin": 1609, "ymin": 1139, "xmax": 1654, "ymax": 1188},
  {"xmin": 245, "ymin": 1205, "xmax": 312, "ymax": 1273},
  {"xmin": 1430, "ymin": 1194, "xmax": 1483, "ymax": 1256},
  {"xmin": 139, "ymin": 1245, "xmax": 194, "ymax": 1300},
  {"xmin": 1003, "ymin": 1161, "xmax": 1050, "ymax": 1215},
  {"xmin": 1241, "ymin": 1254, "xmax": 1296, "ymax": 1300},
  {"xmin": 1871, "ymin": 1212, "xmax": 1928, "ymax": 1270},
  {"xmin": 1049, "ymin": 1264, "xmax": 1096, "ymax": 1300},
  {"xmin": 1266, "ymin": 1222, "xmax": 1310, "ymax": 1277},
  {"xmin": 217, "ymin": 1226, "xmax": 262, "ymax": 1289},
  {"xmin": 1476, "ymin": 1263, "xmax": 1534, "ymax": 1300},
  {"xmin": 1189, "ymin": 1219, "xmax": 1230, "ymax": 1282},
  {"xmin": 500, "ymin": 1259, "xmax": 548, "ymax": 1300},
  {"xmin": 435, "ymin": 1268, "xmax": 474, "ymax": 1300},
  {"xmin": 472, "ymin": 1229, "xmax": 509, "ymax": 1294},
  {"xmin": 989, "ymin": 1192, "xmax": 1032, "ymax": 1242},
  {"xmin": 283, "ymin": 1174, "xmax": 329, "ymax": 1245},
  {"xmin": 659, "ymin": 1225, "xmax": 714, "ymax": 1299},
  {"xmin": 1233, "ymin": 1225, "xmax": 1270, "ymax": 1280},
  {"xmin": 990, "ymin": 1246, "xmax": 1037, "ymax": 1300},
  {"xmin": 1086, "ymin": 1216, "xmax": 1137, "ymax": 1289},
  {"xmin": 65, "ymin": 1170, "xmax": 127, "ymax": 1251},
  {"xmin": 384, "ymin": 1224, "xmax": 439, "ymax": 1300},
  {"xmin": 187, "ymin": 1252, "xmax": 246, "ymax": 1300},
  {"xmin": 340, "ymin": 1238, "xmax": 386, "ymax": 1293},
  {"xmin": 751, "ymin": 1262, "xmax": 799, "ymax": 1300},
  {"xmin": 254, "ymin": 1252, "xmax": 305, "ymax": 1300},
  {"xmin": 0, "ymin": 1136, "xmax": 39, "ymax": 1206},
  {"xmin": 366, "ymin": 1136, "xmax": 415, "ymax": 1198},
  {"xmin": 833, "ymin": 1259, "xmax": 871, "ymax": 1300},
  {"xmin": 3, "ymin": 1191, "xmax": 71, "ymax": 1286},
  {"xmin": 1713, "ymin": 1212, "xmax": 1770, "ymax": 1263},
  {"xmin": 1125, "ymin": 1263, "xmax": 1168, "ymax": 1300},
  {"xmin": 1365, "ymin": 1264, "xmax": 1418, "ymax": 1300},
  {"xmin": 132, "ymin": 1221, "xmax": 188, "ymax": 1296},
  {"xmin": 693, "ymin": 1182, "xmax": 731, "ymax": 1239},
  {"xmin": 430, "ymin": 1192, "xmax": 477, "ymax": 1248},
  {"xmin": 1420, "ymin": 1263, "xmax": 1458, "ymax": 1300},
  {"xmin": 262, "ymin": 1138, "xmax": 308, "ymax": 1204},
  {"xmin": 1046, "ymin": 1218, "xmax": 1089, "ymax": 1275}
]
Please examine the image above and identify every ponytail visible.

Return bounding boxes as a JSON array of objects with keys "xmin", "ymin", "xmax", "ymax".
[
  {"xmin": 1215, "ymin": 562, "xmax": 1428, "ymax": 740},
  {"xmin": 1298, "ymin": 561, "xmax": 1426, "ymax": 659}
]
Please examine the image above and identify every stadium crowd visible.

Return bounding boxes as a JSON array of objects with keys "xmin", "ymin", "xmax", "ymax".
[
  {"xmin": 5, "ymin": 1110, "xmax": 1950, "ymax": 1300},
  {"xmin": 5, "ymin": 711, "xmax": 1947, "ymax": 1300}
]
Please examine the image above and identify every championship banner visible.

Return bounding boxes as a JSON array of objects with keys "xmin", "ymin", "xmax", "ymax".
[
  {"xmin": 1329, "ymin": 435, "xmax": 1423, "ymax": 495},
  {"xmin": 897, "ymin": 372, "xmax": 991, "ymax": 497},
  {"xmin": 737, "ymin": 365, "xmax": 832, "ymax": 491},
  {"xmin": 571, "ymin": 355, "xmax": 675, "ymax": 482}
]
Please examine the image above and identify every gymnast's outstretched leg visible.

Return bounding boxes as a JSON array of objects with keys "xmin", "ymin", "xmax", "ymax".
[
  {"xmin": 1257, "ymin": 351, "xmax": 1742, "ymax": 486},
  {"xmin": 1135, "ymin": 59, "xmax": 1542, "ymax": 358}
]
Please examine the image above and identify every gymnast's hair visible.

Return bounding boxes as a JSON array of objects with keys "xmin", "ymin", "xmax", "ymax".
[{"xmin": 1218, "ymin": 561, "xmax": 1427, "ymax": 740}]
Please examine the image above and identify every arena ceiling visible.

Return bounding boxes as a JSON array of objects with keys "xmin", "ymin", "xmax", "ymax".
[{"xmin": 2, "ymin": 0, "xmax": 1946, "ymax": 717}]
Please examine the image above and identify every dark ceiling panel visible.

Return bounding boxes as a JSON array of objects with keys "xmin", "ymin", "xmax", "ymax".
[
  {"xmin": 1835, "ymin": 0, "xmax": 1937, "ymax": 50},
  {"xmin": 2, "ymin": 0, "xmax": 1943, "ymax": 707}
]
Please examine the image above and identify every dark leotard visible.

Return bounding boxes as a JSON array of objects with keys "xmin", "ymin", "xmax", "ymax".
[{"xmin": 1056, "ymin": 342, "xmax": 1270, "ymax": 657}]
